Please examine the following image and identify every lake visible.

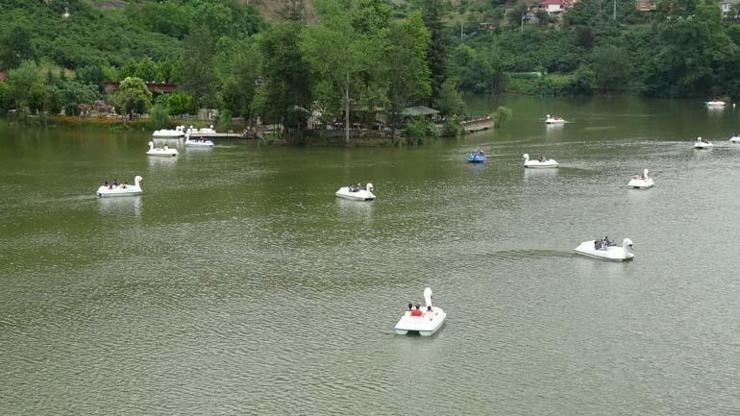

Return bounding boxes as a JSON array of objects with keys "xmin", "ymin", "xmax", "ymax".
[{"xmin": 1, "ymin": 96, "xmax": 738, "ymax": 415}]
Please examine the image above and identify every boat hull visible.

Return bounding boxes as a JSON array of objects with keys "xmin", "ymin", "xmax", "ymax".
[
  {"xmin": 574, "ymin": 241, "xmax": 633, "ymax": 261},
  {"xmin": 394, "ymin": 307, "xmax": 446, "ymax": 336},
  {"xmin": 627, "ymin": 178, "xmax": 654, "ymax": 189},
  {"xmin": 146, "ymin": 150, "xmax": 178, "ymax": 157},
  {"xmin": 335, "ymin": 187, "xmax": 375, "ymax": 201},
  {"xmin": 524, "ymin": 161, "xmax": 559, "ymax": 169},
  {"xmin": 96, "ymin": 187, "xmax": 142, "ymax": 198},
  {"xmin": 184, "ymin": 140, "xmax": 214, "ymax": 147}
]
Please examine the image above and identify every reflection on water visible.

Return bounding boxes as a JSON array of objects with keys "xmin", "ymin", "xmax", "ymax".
[
  {"xmin": 335, "ymin": 197, "xmax": 374, "ymax": 222},
  {"xmin": 147, "ymin": 155, "xmax": 178, "ymax": 168},
  {"xmin": 523, "ymin": 167, "xmax": 559, "ymax": 180},
  {"xmin": 152, "ymin": 137, "xmax": 183, "ymax": 147},
  {"xmin": 97, "ymin": 195, "xmax": 142, "ymax": 217}
]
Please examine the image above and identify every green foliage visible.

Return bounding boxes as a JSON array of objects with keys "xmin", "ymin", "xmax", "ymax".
[
  {"xmin": 492, "ymin": 106, "xmax": 512, "ymax": 127},
  {"xmin": 386, "ymin": 11, "xmax": 433, "ymax": 131},
  {"xmin": 148, "ymin": 104, "xmax": 170, "ymax": 130},
  {"xmin": 0, "ymin": 24, "xmax": 35, "ymax": 70},
  {"xmin": 404, "ymin": 118, "xmax": 438, "ymax": 144},
  {"xmin": 301, "ymin": 0, "xmax": 388, "ymax": 141},
  {"xmin": 440, "ymin": 117, "xmax": 464, "ymax": 137},
  {"xmin": 59, "ymin": 80, "xmax": 99, "ymax": 115},
  {"xmin": 182, "ymin": 26, "xmax": 218, "ymax": 108},
  {"xmin": 216, "ymin": 109, "xmax": 233, "ymax": 131},
  {"xmin": 591, "ymin": 45, "xmax": 631, "ymax": 92},
  {"xmin": 257, "ymin": 21, "xmax": 312, "ymax": 126},
  {"xmin": 157, "ymin": 92, "xmax": 195, "ymax": 116},
  {"xmin": 436, "ymin": 79, "xmax": 466, "ymax": 117},
  {"xmin": 113, "ymin": 77, "xmax": 152, "ymax": 119},
  {"xmin": 423, "ymin": 0, "xmax": 452, "ymax": 103}
]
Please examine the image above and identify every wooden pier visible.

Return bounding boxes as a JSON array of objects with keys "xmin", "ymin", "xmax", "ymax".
[
  {"xmin": 185, "ymin": 132, "xmax": 246, "ymax": 139},
  {"xmin": 461, "ymin": 116, "xmax": 494, "ymax": 133}
]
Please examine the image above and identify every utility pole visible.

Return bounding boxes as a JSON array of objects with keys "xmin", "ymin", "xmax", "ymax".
[
  {"xmin": 613, "ymin": 0, "xmax": 617, "ymax": 20},
  {"xmin": 521, "ymin": 10, "xmax": 524, "ymax": 33},
  {"xmin": 460, "ymin": 20, "xmax": 464, "ymax": 39}
]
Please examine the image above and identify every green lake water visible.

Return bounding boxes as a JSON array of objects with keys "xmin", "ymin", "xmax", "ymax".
[{"xmin": 1, "ymin": 96, "xmax": 739, "ymax": 415}]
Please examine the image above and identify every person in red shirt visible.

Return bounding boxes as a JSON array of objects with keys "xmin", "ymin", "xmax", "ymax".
[{"xmin": 410, "ymin": 304, "xmax": 423, "ymax": 317}]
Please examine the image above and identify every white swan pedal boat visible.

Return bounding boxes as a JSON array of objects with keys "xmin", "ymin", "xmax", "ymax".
[
  {"xmin": 336, "ymin": 183, "xmax": 375, "ymax": 201},
  {"xmin": 186, "ymin": 125, "xmax": 217, "ymax": 136},
  {"xmin": 729, "ymin": 136, "xmax": 740, "ymax": 143},
  {"xmin": 523, "ymin": 153, "xmax": 559, "ymax": 168},
  {"xmin": 395, "ymin": 288, "xmax": 446, "ymax": 336},
  {"xmin": 545, "ymin": 114, "xmax": 567, "ymax": 124},
  {"xmin": 146, "ymin": 141, "xmax": 178, "ymax": 157},
  {"xmin": 574, "ymin": 238, "xmax": 634, "ymax": 261},
  {"xmin": 628, "ymin": 169, "xmax": 654, "ymax": 189},
  {"xmin": 152, "ymin": 125, "xmax": 185, "ymax": 138},
  {"xmin": 693, "ymin": 137, "xmax": 713, "ymax": 149},
  {"xmin": 705, "ymin": 100, "xmax": 726, "ymax": 107},
  {"xmin": 96, "ymin": 176, "xmax": 143, "ymax": 197},
  {"xmin": 184, "ymin": 136, "xmax": 214, "ymax": 147}
]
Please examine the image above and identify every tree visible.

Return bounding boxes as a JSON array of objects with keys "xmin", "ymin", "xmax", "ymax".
[
  {"xmin": 113, "ymin": 77, "xmax": 152, "ymax": 125},
  {"xmin": 182, "ymin": 25, "xmax": 217, "ymax": 109},
  {"xmin": 492, "ymin": 106, "xmax": 512, "ymax": 127},
  {"xmin": 645, "ymin": 0, "xmax": 736, "ymax": 96},
  {"xmin": 301, "ymin": 0, "xmax": 387, "ymax": 142},
  {"xmin": 148, "ymin": 103, "xmax": 169, "ymax": 129},
  {"xmin": 591, "ymin": 45, "xmax": 631, "ymax": 92},
  {"xmin": 59, "ymin": 80, "xmax": 99, "ymax": 115},
  {"xmin": 436, "ymin": 78, "xmax": 465, "ymax": 117},
  {"xmin": 256, "ymin": 21, "xmax": 312, "ymax": 130},
  {"xmin": 385, "ymin": 12, "xmax": 432, "ymax": 133},
  {"xmin": 422, "ymin": 0, "xmax": 451, "ymax": 104},
  {"xmin": 5, "ymin": 61, "xmax": 46, "ymax": 113},
  {"xmin": 0, "ymin": 24, "xmax": 35, "ymax": 70}
]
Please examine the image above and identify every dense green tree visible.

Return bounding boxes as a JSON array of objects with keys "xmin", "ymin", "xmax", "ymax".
[
  {"xmin": 222, "ymin": 42, "xmax": 261, "ymax": 120},
  {"xmin": 148, "ymin": 104, "xmax": 169, "ymax": 129},
  {"xmin": 301, "ymin": 0, "xmax": 387, "ymax": 142},
  {"xmin": 645, "ymin": 0, "xmax": 737, "ymax": 96},
  {"xmin": 422, "ymin": 0, "xmax": 451, "ymax": 104},
  {"xmin": 256, "ymin": 22, "xmax": 312, "ymax": 129},
  {"xmin": 436, "ymin": 79, "xmax": 465, "ymax": 117},
  {"xmin": 113, "ymin": 77, "xmax": 152, "ymax": 124},
  {"xmin": 385, "ymin": 12, "xmax": 432, "ymax": 132},
  {"xmin": 182, "ymin": 25, "xmax": 218, "ymax": 109},
  {"xmin": 591, "ymin": 45, "xmax": 631, "ymax": 92},
  {"xmin": 4, "ymin": 61, "xmax": 46, "ymax": 113},
  {"xmin": 0, "ymin": 24, "xmax": 35, "ymax": 70},
  {"xmin": 59, "ymin": 80, "xmax": 99, "ymax": 115}
]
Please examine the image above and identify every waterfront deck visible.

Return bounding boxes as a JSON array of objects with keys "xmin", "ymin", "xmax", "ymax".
[{"xmin": 461, "ymin": 116, "xmax": 494, "ymax": 133}]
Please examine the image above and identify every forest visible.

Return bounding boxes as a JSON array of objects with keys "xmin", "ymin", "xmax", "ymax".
[{"xmin": 0, "ymin": 0, "xmax": 738, "ymax": 137}]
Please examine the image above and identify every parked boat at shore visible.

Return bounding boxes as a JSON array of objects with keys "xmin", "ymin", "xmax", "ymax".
[{"xmin": 152, "ymin": 125, "xmax": 185, "ymax": 138}]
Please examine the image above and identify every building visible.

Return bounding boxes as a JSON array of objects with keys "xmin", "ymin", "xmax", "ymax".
[
  {"xmin": 635, "ymin": 0, "xmax": 657, "ymax": 11},
  {"xmin": 541, "ymin": 0, "xmax": 564, "ymax": 14},
  {"xmin": 720, "ymin": 0, "xmax": 740, "ymax": 17}
]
